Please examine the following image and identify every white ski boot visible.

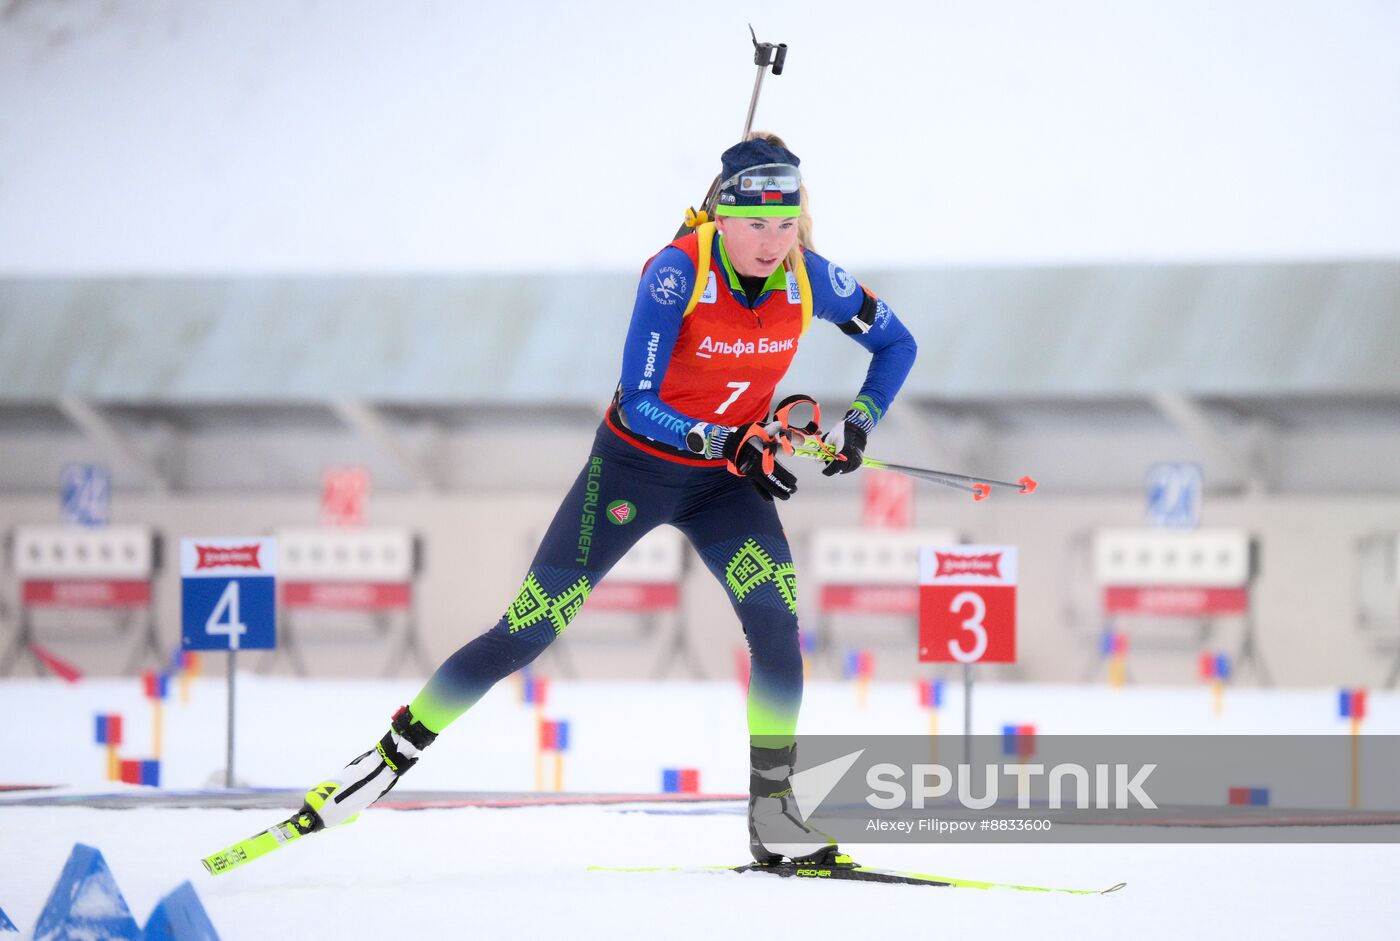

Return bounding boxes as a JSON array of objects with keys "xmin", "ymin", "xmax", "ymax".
[{"xmin": 302, "ymin": 706, "xmax": 437, "ymax": 830}]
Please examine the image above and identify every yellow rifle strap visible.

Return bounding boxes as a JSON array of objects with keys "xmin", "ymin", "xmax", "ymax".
[
  {"xmin": 685, "ymin": 222, "xmax": 813, "ymax": 334},
  {"xmin": 684, "ymin": 222, "xmax": 716, "ymax": 317},
  {"xmin": 793, "ymin": 249, "xmax": 813, "ymax": 335}
]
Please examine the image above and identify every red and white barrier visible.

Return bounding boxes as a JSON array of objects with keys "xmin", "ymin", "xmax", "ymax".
[
  {"xmin": 562, "ymin": 527, "xmax": 694, "ymax": 679},
  {"xmin": 4, "ymin": 525, "xmax": 161, "ymax": 676},
  {"xmin": 268, "ymin": 526, "xmax": 425, "ymax": 676},
  {"xmin": 810, "ymin": 527, "xmax": 961, "ymax": 660},
  {"xmin": 588, "ymin": 528, "xmax": 684, "ymax": 613},
  {"xmin": 1093, "ymin": 527, "xmax": 1264, "ymax": 682}
]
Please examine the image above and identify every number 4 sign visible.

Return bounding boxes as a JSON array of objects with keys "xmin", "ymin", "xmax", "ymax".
[
  {"xmin": 181, "ymin": 537, "xmax": 277, "ymax": 650},
  {"xmin": 918, "ymin": 545, "xmax": 1017, "ymax": 663}
]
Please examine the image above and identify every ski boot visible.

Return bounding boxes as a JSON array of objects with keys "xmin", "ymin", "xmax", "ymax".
[
  {"xmin": 301, "ymin": 705, "xmax": 437, "ymax": 830},
  {"xmin": 747, "ymin": 742, "xmax": 853, "ymax": 868}
]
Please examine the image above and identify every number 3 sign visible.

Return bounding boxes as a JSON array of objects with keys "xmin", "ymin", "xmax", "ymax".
[{"xmin": 918, "ymin": 545, "xmax": 1017, "ymax": 663}]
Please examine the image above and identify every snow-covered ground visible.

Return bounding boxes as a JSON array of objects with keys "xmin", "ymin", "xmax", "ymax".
[{"xmin": 2, "ymin": 675, "xmax": 1398, "ymax": 939}]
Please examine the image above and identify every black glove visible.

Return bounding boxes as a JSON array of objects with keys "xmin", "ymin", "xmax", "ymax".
[
  {"xmin": 820, "ymin": 412, "xmax": 869, "ymax": 477},
  {"xmin": 722, "ymin": 422, "xmax": 797, "ymax": 502}
]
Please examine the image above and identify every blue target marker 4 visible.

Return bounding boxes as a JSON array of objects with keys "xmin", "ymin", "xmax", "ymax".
[{"xmin": 181, "ymin": 538, "xmax": 277, "ymax": 651}]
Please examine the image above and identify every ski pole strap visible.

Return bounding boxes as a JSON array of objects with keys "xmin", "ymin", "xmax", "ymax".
[
  {"xmin": 727, "ymin": 423, "xmax": 777, "ymax": 476},
  {"xmin": 767, "ymin": 393, "xmax": 839, "ymax": 461},
  {"xmin": 772, "ymin": 394, "xmax": 822, "ymax": 439}
]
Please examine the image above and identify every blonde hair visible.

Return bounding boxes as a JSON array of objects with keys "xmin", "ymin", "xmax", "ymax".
[{"xmin": 745, "ymin": 130, "xmax": 813, "ymax": 270}]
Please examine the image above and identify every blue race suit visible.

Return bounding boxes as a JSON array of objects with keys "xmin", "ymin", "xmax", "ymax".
[{"xmin": 409, "ymin": 232, "xmax": 916, "ymax": 743}]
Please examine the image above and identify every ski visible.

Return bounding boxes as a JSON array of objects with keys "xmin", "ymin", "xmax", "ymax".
[
  {"xmin": 201, "ymin": 808, "xmax": 327, "ymax": 875},
  {"xmin": 588, "ymin": 863, "xmax": 1125, "ymax": 895}
]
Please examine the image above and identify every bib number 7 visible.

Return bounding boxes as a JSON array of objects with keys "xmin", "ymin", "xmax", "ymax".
[{"xmin": 715, "ymin": 382, "xmax": 750, "ymax": 415}]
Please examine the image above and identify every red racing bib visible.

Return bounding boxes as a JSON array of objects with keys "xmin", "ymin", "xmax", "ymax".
[{"xmin": 659, "ymin": 230, "xmax": 809, "ymax": 427}]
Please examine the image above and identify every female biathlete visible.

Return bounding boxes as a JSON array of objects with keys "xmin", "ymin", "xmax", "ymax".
[{"xmin": 299, "ymin": 135, "xmax": 918, "ymax": 867}]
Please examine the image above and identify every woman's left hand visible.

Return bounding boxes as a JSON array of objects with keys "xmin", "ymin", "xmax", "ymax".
[{"xmin": 820, "ymin": 417, "xmax": 867, "ymax": 477}]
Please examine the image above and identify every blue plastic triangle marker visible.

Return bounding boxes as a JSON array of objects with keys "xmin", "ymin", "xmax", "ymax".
[
  {"xmin": 0, "ymin": 904, "xmax": 17, "ymax": 932},
  {"xmin": 143, "ymin": 881, "xmax": 221, "ymax": 941},
  {"xmin": 32, "ymin": 843, "xmax": 141, "ymax": 940}
]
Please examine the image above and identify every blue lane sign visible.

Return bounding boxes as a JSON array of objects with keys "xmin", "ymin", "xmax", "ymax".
[
  {"xmin": 1145, "ymin": 462, "xmax": 1203, "ymax": 529},
  {"xmin": 181, "ymin": 537, "xmax": 277, "ymax": 650},
  {"xmin": 60, "ymin": 464, "xmax": 111, "ymax": 526}
]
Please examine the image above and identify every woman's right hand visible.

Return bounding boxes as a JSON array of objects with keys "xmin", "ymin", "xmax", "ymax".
[{"xmin": 722, "ymin": 423, "xmax": 798, "ymax": 502}]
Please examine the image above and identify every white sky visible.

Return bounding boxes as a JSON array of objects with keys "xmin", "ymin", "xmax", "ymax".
[{"xmin": 1, "ymin": 0, "xmax": 1397, "ymax": 274}]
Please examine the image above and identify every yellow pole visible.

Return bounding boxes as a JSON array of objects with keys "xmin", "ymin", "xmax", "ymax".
[
  {"xmin": 534, "ymin": 717, "xmax": 545, "ymax": 791},
  {"xmin": 1212, "ymin": 680, "xmax": 1223, "ymax": 717},
  {"xmin": 533, "ymin": 699, "xmax": 547, "ymax": 792},
  {"xmin": 1351, "ymin": 715, "xmax": 1361, "ymax": 809},
  {"xmin": 1108, "ymin": 655, "xmax": 1123, "ymax": 689},
  {"xmin": 857, "ymin": 676, "xmax": 868, "ymax": 709},
  {"xmin": 106, "ymin": 744, "xmax": 119, "ymax": 781},
  {"xmin": 553, "ymin": 751, "xmax": 564, "ymax": 793},
  {"xmin": 152, "ymin": 699, "xmax": 164, "ymax": 761}
]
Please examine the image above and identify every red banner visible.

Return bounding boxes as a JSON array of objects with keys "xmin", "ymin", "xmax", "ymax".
[
  {"xmin": 587, "ymin": 582, "xmax": 680, "ymax": 611},
  {"xmin": 934, "ymin": 551, "xmax": 1003, "ymax": 579},
  {"xmin": 282, "ymin": 582, "xmax": 411, "ymax": 610},
  {"xmin": 22, "ymin": 580, "xmax": 151, "ymax": 608},
  {"xmin": 1103, "ymin": 586, "xmax": 1249, "ymax": 616},
  {"xmin": 322, "ymin": 466, "xmax": 370, "ymax": 526},
  {"xmin": 820, "ymin": 585, "xmax": 920, "ymax": 614},
  {"xmin": 862, "ymin": 473, "xmax": 913, "ymax": 529},
  {"xmin": 195, "ymin": 544, "xmax": 262, "ymax": 570}
]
